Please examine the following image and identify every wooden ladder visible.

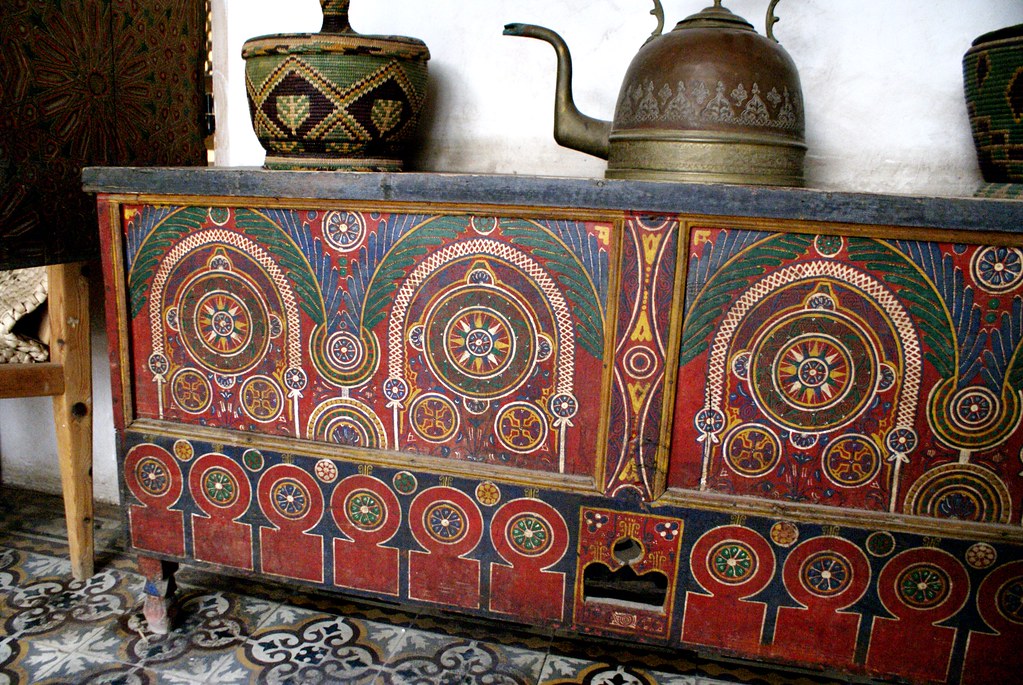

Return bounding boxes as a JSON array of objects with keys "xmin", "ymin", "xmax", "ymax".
[{"xmin": 0, "ymin": 262, "xmax": 93, "ymax": 579}]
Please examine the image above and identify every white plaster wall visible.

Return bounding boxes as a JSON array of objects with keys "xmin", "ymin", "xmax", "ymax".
[
  {"xmin": 215, "ymin": 0, "xmax": 1023, "ymax": 194},
  {"xmin": 2, "ymin": 0, "xmax": 1022, "ymax": 503}
]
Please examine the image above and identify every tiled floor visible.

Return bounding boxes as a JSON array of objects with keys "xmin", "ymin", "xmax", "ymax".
[{"xmin": 0, "ymin": 486, "xmax": 844, "ymax": 685}]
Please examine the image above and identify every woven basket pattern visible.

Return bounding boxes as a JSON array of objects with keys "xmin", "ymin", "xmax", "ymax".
[{"xmin": 0, "ymin": 267, "xmax": 48, "ymax": 363}]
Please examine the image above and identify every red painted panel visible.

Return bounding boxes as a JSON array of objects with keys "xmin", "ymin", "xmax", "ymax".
[
  {"xmin": 771, "ymin": 537, "xmax": 870, "ymax": 670},
  {"xmin": 575, "ymin": 508, "xmax": 683, "ymax": 641},
  {"xmin": 866, "ymin": 548, "xmax": 969, "ymax": 683},
  {"xmin": 408, "ymin": 487, "xmax": 483, "ymax": 608},
  {"xmin": 124, "ymin": 444, "xmax": 184, "ymax": 557},
  {"xmin": 962, "ymin": 560, "xmax": 1023, "ymax": 685},
  {"xmin": 605, "ymin": 214, "xmax": 680, "ymax": 498},
  {"xmin": 672, "ymin": 229, "xmax": 1023, "ymax": 525},
  {"xmin": 122, "ymin": 208, "xmax": 611, "ymax": 478},
  {"xmin": 189, "ymin": 453, "xmax": 253, "ymax": 570},
  {"xmin": 489, "ymin": 498, "xmax": 569, "ymax": 622},
  {"xmin": 257, "ymin": 464, "xmax": 325, "ymax": 582},
  {"xmin": 682, "ymin": 525, "xmax": 774, "ymax": 654},
  {"xmin": 330, "ymin": 474, "xmax": 401, "ymax": 596}
]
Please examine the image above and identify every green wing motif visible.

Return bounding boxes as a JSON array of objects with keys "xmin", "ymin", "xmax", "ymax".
[
  {"xmin": 233, "ymin": 210, "xmax": 324, "ymax": 324},
  {"xmin": 847, "ymin": 240, "xmax": 956, "ymax": 379},
  {"xmin": 499, "ymin": 220, "xmax": 605, "ymax": 359},
  {"xmin": 361, "ymin": 215, "xmax": 467, "ymax": 331},
  {"xmin": 680, "ymin": 233, "xmax": 813, "ymax": 366},
  {"xmin": 128, "ymin": 206, "xmax": 209, "ymax": 318}
]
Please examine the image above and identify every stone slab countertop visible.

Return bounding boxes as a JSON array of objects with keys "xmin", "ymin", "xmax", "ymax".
[{"xmin": 82, "ymin": 167, "xmax": 1023, "ymax": 235}]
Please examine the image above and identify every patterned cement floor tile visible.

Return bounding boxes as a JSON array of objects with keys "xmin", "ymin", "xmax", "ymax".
[
  {"xmin": 175, "ymin": 565, "xmax": 419, "ymax": 630},
  {"xmin": 409, "ymin": 609, "xmax": 554, "ymax": 652},
  {"xmin": 539, "ymin": 655, "xmax": 744, "ymax": 685},
  {"xmin": 119, "ymin": 588, "xmax": 280, "ymax": 673},
  {"xmin": 379, "ymin": 626, "xmax": 549, "ymax": 685},
  {"xmin": 0, "ymin": 626, "xmax": 144, "ymax": 684},
  {"xmin": 542, "ymin": 638, "xmax": 843, "ymax": 685},
  {"xmin": 242, "ymin": 605, "xmax": 401, "ymax": 684},
  {"xmin": 145, "ymin": 650, "xmax": 256, "ymax": 685},
  {"xmin": 2, "ymin": 566, "xmax": 143, "ymax": 641},
  {"xmin": 35, "ymin": 663, "xmax": 167, "ymax": 685},
  {"xmin": 0, "ymin": 634, "xmax": 22, "ymax": 684}
]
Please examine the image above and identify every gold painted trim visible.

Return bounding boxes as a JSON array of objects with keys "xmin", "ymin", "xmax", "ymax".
[
  {"xmin": 95, "ymin": 192, "xmax": 1023, "ymax": 248},
  {"xmin": 656, "ymin": 487, "xmax": 1023, "ymax": 545},
  {"xmin": 595, "ymin": 217, "xmax": 626, "ymax": 492},
  {"xmin": 97, "ymin": 193, "xmax": 624, "ymax": 226},
  {"xmin": 651, "ymin": 219, "xmax": 692, "ymax": 499},
  {"xmin": 102, "ymin": 199, "xmax": 136, "ymax": 430},
  {"xmin": 127, "ymin": 419, "xmax": 599, "ymax": 494}
]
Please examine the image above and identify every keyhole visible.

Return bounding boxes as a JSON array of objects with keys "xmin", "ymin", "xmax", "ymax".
[{"xmin": 613, "ymin": 537, "xmax": 644, "ymax": 565}]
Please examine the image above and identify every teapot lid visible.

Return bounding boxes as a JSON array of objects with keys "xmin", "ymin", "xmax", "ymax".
[{"xmin": 676, "ymin": 0, "xmax": 754, "ymax": 31}]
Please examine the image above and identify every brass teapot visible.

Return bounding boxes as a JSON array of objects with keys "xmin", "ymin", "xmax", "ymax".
[{"xmin": 504, "ymin": 0, "xmax": 805, "ymax": 186}]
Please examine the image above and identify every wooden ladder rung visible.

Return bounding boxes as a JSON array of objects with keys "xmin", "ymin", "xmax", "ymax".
[{"xmin": 0, "ymin": 362, "xmax": 65, "ymax": 398}]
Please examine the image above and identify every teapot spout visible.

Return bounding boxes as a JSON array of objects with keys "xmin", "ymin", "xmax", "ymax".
[{"xmin": 504, "ymin": 23, "xmax": 611, "ymax": 160}]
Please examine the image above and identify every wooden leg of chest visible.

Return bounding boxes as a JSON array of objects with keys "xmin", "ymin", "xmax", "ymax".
[
  {"xmin": 47, "ymin": 262, "xmax": 94, "ymax": 580},
  {"xmin": 138, "ymin": 555, "xmax": 179, "ymax": 635}
]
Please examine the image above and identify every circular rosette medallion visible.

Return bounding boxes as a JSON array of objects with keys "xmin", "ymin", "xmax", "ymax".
[
  {"xmin": 135, "ymin": 456, "xmax": 171, "ymax": 497},
  {"xmin": 494, "ymin": 402, "xmax": 548, "ymax": 454},
  {"xmin": 928, "ymin": 379, "xmax": 1021, "ymax": 452},
  {"xmin": 330, "ymin": 474, "xmax": 401, "ymax": 545},
  {"xmin": 972, "ymin": 561, "xmax": 1023, "ymax": 639},
  {"xmin": 124, "ymin": 444, "xmax": 183, "ymax": 509},
  {"xmin": 966, "ymin": 542, "xmax": 997, "ymax": 569},
  {"xmin": 971, "ymin": 246, "xmax": 1023, "ymax": 293},
  {"xmin": 188, "ymin": 454, "xmax": 253, "ymax": 526},
  {"xmin": 409, "ymin": 393, "xmax": 459, "ymax": 444},
  {"xmin": 170, "ymin": 368, "xmax": 213, "ymax": 415},
  {"xmin": 270, "ymin": 478, "xmax": 311, "ymax": 520},
  {"xmin": 240, "ymin": 375, "xmax": 284, "ymax": 423},
  {"xmin": 897, "ymin": 563, "xmax": 952, "ymax": 609},
  {"xmin": 997, "ymin": 575, "xmax": 1023, "ymax": 625},
  {"xmin": 310, "ymin": 325, "xmax": 379, "ymax": 387},
  {"xmin": 904, "ymin": 463, "xmax": 1011, "ymax": 524},
  {"xmin": 722, "ymin": 423, "xmax": 781, "ymax": 477},
  {"xmin": 822, "ymin": 434, "xmax": 882, "ymax": 488},
  {"xmin": 322, "ymin": 211, "xmax": 366, "ymax": 252},
  {"xmin": 344, "ymin": 490, "xmax": 387, "ymax": 532},
  {"xmin": 782, "ymin": 537, "xmax": 870, "ymax": 609},
  {"xmin": 423, "ymin": 500, "xmax": 469, "ymax": 544},
  {"xmin": 423, "ymin": 286, "xmax": 537, "ymax": 400},
  {"xmin": 307, "ymin": 398, "xmax": 388, "ymax": 450},
  {"xmin": 708, "ymin": 540, "xmax": 759, "ymax": 585},
  {"xmin": 178, "ymin": 272, "xmax": 271, "ymax": 376},
  {"xmin": 800, "ymin": 551, "xmax": 853, "ymax": 597},
  {"xmin": 202, "ymin": 468, "xmax": 240, "ymax": 507},
  {"xmin": 505, "ymin": 513, "xmax": 554, "ymax": 557},
  {"xmin": 750, "ymin": 312, "xmax": 877, "ymax": 432}
]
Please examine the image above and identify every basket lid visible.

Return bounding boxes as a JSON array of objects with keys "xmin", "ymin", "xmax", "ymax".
[
  {"xmin": 242, "ymin": 32, "xmax": 429, "ymax": 61},
  {"xmin": 971, "ymin": 23, "xmax": 1023, "ymax": 48}
]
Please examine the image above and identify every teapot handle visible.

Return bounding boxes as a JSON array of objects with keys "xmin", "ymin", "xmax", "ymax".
[
  {"xmin": 766, "ymin": 0, "xmax": 781, "ymax": 42},
  {"xmin": 649, "ymin": 0, "xmax": 665, "ymax": 39}
]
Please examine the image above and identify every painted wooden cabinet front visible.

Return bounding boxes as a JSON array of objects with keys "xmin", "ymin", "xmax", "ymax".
[
  {"xmin": 95, "ymin": 184, "xmax": 1023, "ymax": 685},
  {"xmin": 123, "ymin": 205, "xmax": 616, "ymax": 479},
  {"xmin": 672, "ymin": 225, "xmax": 1023, "ymax": 524}
]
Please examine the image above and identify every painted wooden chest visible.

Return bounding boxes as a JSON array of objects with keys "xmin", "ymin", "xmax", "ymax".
[{"xmin": 85, "ymin": 168, "xmax": 1023, "ymax": 684}]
